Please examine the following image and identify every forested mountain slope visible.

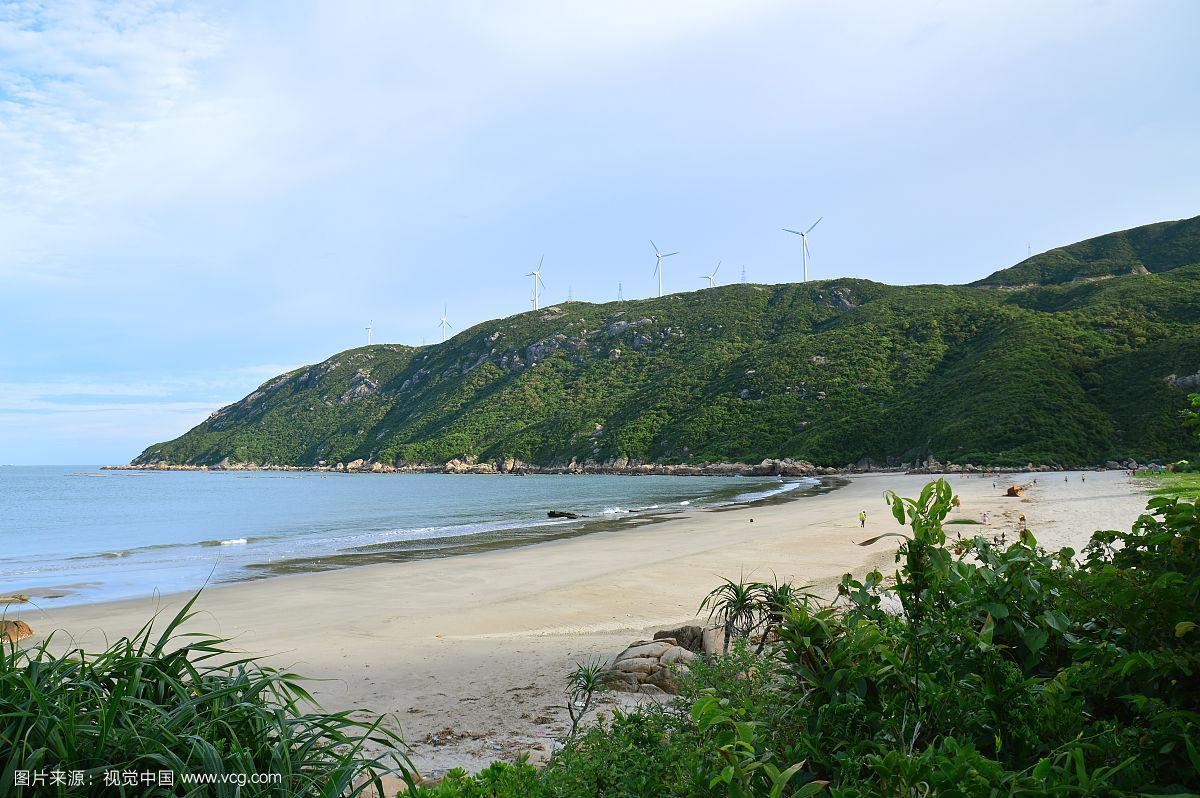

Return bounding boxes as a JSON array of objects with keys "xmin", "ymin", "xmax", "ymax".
[{"xmin": 135, "ymin": 218, "xmax": 1200, "ymax": 469}]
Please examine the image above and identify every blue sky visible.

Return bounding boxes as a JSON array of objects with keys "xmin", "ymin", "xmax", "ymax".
[{"xmin": 1, "ymin": 1, "xmax": 1198, "ymax": 464}]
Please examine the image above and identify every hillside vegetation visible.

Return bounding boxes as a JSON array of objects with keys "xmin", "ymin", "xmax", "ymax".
[
  {"xmin": 135, "ymin": 216, "xmax": 1200, "ymax": 469},
  {"xmin": 973, "ymin": 214, "xmax": 1200, "ymax": 287}
]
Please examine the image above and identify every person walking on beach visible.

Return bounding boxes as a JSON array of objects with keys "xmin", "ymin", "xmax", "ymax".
[{"xmin": 858, "ymin": 510, "xmax": 867, "ymax": 528}]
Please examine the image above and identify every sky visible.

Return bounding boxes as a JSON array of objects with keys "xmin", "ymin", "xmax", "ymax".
[{"xmin": 1, "ymin": 0, "xmax": 1198, "ymax": 464}]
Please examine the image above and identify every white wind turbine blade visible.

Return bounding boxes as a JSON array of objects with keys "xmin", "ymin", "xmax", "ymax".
[
  {"xmin": 783, "ymin": 228, "xmax": 803, "ymax": 236},
  {"xmin": 806, "ymin": 217, "xmax": 823, "ymax": 234},
  {"xmin": 803, "ymin": 237, "xmax": 811, "ymax": 259},
  {"xmin": 713, "ymin": 261, "xmax": 721, "ymax": 276},
  {"xmin": 537, "ymin": 273, "xmax": 546, "ymax": 289},
  {"xmin": 663, "ymin": 251, "xmax": 679, "ymax": 258},
  {"xmin": 650, "ymin": 240, "xmax": 660, "ymax": 255}
]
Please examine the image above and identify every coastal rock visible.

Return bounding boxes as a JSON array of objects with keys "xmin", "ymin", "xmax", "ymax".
[
  {"xmin": 660, "ymin": 645, "xmax": 696, "ymax": 666},
  {"xmin": 601, "ymin": 628, "xmax": 721, "ymax": 696},
  {"xmin": 644, "ymin": 668, "xmax": 680, "ymax": 694},
  {"xmin": 1, "ymin": 620, "xmax": 32, "ymax": 642},
  {"xmin": 602, "ymin": 671, "xmax": 640, "ymax": 692},
  {"xmin": 748, "ymin": 458, "xmax": 818, "ymax": 477},
  {"xmin": 615, "ymin": 640, "xmax": 674, "ymax": 661},
  {"xmin": 612, "ymin": 656, "xmax": 659, "ymax": 675},
  {"xmin": 702, "ymin": 626, "xmax": 728, "ymax": 656},
  {"xmin": 654, "ymin": 625, "xmax": 704, "ymax": 653}
]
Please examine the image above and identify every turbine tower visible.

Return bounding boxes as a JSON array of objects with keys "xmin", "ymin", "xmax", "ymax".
[
  {"xmin": 650, "ymin": 240, "xmax": 678, "ymax": 297},
  {"xmin": 438, "ymin": 304, "xmax": 453, "ymax": 343},
  {"xmin": 740, "ymin": 265, "xmax": 746, "ymax": 284},
  {"xmin": 783, "ymin": 217, "xmax": 822, "ymax": 282},
  {"xmin": 618, "ymin": 282, "xmax": 624, "ymax": 302},
  {"xmin": 526, "ymin": 255, "xmax": 546, "ymax": 310},
  {"xmin": 365, "ymin": 320, "xmax": 373, "ymax": 346},
  {"xmin": 698, "ymin": 261, "xmax": 721, "ymax": 288}
]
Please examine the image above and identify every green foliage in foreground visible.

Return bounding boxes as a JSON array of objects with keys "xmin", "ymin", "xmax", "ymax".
[
  {"xmin": 417, "ymin": 481, "xmax": 1200, "ymax": 797},
  {"xmin": 134, "ymin": 217, "xmax": 1200, "ymax": 470},
  {"xmin": 0, "ymin": 595, "xmax": 413, "ymax": 797}
]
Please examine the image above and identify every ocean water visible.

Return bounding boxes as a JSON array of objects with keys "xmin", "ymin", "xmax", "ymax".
[{"xmin": 0, "ymin": 466, "xmax": 819, "ymax": 607}]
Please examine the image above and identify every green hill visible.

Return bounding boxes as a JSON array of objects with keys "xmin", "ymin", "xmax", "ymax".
[
  {"xmin": 973, "ymin": 214, "xmax": 1200, "ymax": 287},
  {"xmin": 135, "ymin": 217, "xmax": 1200, "ymax": 469}
]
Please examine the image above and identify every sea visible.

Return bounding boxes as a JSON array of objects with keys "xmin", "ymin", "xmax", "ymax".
[{"xmin": 0, "ymin": 466, "xmax": 822, "ymax": 607}]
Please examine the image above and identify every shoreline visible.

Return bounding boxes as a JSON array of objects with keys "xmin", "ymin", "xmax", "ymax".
[
  {"xmin": 103, "ymin": 457, "xmax": 1154, "ymax": 477},
  {"xmin": 16, "ymin": 470, "xmax": 1152, "ymax": 775},
  {"xmin": 2, "ymin": 473, "xmax": 834, "ymax": 608},
  {"xmin": 243, "ymin": 476, "xmax": 844, "ymax": 579},
  {"xmin": 104, "ymin": 457, "xmax": 842, "ymax": 477}
]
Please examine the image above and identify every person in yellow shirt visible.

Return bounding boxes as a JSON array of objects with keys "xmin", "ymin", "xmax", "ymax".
[{"xmin": 858, "ymin": 510, "xmax": 867, "ymax": 528}]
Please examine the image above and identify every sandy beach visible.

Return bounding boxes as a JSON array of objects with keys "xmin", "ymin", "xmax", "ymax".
[{"xmin": 17, "ymin": 470, "xmax": 1149, "ymax": 776}]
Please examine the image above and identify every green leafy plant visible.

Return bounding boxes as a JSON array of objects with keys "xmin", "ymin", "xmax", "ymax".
[
  {"xmin": 563, "ymin": 660, "xmax": 606, "ymax": 741},
  {"xmin": 0, "ymin": 594, "xmax": 414, "ymax": 796}
]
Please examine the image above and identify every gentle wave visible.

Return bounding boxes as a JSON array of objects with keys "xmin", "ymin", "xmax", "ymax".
[
  {"xmin": 726, "ymin": 478, "xmax": 814, "ymax": 504},
  {"xmin": 6, "ymin": 470, "xmax": 826, "ymax": 605}
]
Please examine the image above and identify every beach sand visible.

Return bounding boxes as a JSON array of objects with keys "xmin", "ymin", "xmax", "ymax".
[{"xmin": 21, "ymin": 470, "xmax": 1148, "ymax": 776}]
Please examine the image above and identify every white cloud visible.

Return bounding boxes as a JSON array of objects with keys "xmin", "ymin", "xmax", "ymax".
[{"xmin": 0, "ymin": 0, "xmax": 225, "ymax": 275}]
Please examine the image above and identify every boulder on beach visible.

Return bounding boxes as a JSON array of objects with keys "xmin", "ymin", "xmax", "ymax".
[
  {"xmin": 1, "ymin": 620, "xmax": 32, "ymax": 642},
  {"xmin": 615, "ymin": 639, "xmax": 674, "ymax": 661},
  {"xmin": 702, "ymin": 626, "xmax": 728, "ymax": 656},
  {"xmin": 547, "ymin": 510, "xmax": 581, "ymax": 519},
  {"xmin": 654, "ymin": 625, "xmax": 704, "ymax": 653},
  {"xmin": 601, "ymin": 632, "xmax": 712, "ymax": 695}
]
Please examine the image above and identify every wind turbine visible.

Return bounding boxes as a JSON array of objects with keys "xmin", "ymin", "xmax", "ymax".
[
  {"xmin": 783, "ymin": 217, "xmax": 822, "ymax": 282},
  {"xmin": 740, "ymin": 265, "xmax": 747, "ymax": 284},
  {"xmin": 698, "ymin": 261, "xmax": 721, "ymax": 288},
  {"xmin": 526, "ymin": 255, "xmax": 546, "ymax": 310},
  {"xmin": 365, "ymin": 320, "xmax": 373, "ymax": 345},
  {"xmin": 438, "ymin": 304, "xmax": 453, "ymax": 343},
  {"xmin": 650, "ymin": 240, "xmax": 678, "ymax": 297}
]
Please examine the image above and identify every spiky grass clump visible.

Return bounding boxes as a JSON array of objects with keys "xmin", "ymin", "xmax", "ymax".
[{"xmin": 0, "ymin": 595, "xmax": 414, "ymax": 796}]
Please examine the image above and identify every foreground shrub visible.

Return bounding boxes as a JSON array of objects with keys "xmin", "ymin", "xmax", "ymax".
[{"xmin": 0, "ymin": 595, "xmax": 412, "ymax": 796}]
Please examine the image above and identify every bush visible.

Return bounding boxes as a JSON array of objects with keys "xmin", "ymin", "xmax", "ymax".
[{"xmin": 0, "ymin": 595, "xmax": 413, "ymax": 796}]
